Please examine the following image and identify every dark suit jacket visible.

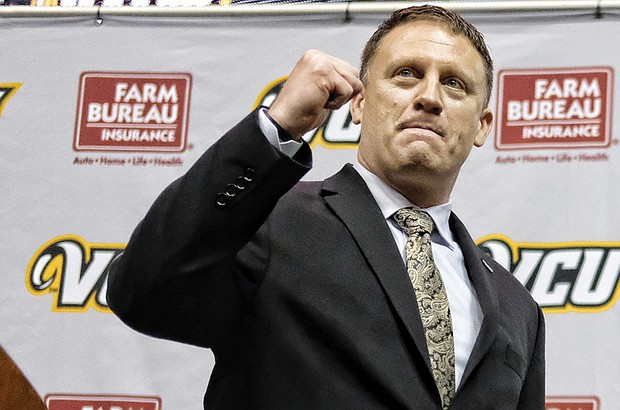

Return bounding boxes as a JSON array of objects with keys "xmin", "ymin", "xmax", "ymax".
[{"xmin": 107, "ymin": 110, "xmax": 545, "ymax": 410}]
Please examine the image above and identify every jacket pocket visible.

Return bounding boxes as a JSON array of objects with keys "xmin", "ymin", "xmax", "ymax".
[{"xmin": 504, "ymin": 344, "xmax": 525, "ymax": 381}]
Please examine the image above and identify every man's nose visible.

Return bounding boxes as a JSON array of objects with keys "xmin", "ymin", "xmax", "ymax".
[{"xmin": 413, "ymin": 77, "xmax": 443, "ymax": 115}]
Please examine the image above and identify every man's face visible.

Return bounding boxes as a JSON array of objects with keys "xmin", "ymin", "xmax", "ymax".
[{"xmin": 351, "ymin": 20, "xmax": 493, "ymax": 198}]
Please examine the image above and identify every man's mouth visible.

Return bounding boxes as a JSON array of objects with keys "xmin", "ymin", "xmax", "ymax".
[{"xmin": 398, "ymin": 122, "xmax": 443, "ymax": 137}]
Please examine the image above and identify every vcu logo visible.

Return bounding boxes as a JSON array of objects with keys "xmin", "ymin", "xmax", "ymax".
[
  {"xmin": 479, "ymin": 235, "xmax": 620, "ymax": 313},
  {"xmin": 27, "ymin": 234, "xmax": 620, "ymax": 314},
  {"xmin": 0, "ymin": 83, "xmax": 22, "ymax": 117},
  {"xmin": 26, "ymin": 235, "xmax": 123, "ymax": 312}
]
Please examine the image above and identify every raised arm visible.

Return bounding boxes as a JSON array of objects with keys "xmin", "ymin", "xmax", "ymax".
[{"xmin": 106, "ymin": 50, "xmax": 362, "ymax": 348}]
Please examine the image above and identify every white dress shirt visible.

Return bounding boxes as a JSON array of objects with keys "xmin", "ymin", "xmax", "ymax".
[
  {"xmin": 258, "ymin": 108, "xmax": 483, "ymax": 389},
  {"xmin": 353, "ymin": 164, "xmax": 483, "ymax": 389}
]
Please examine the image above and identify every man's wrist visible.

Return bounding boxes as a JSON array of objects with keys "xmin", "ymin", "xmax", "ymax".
[
  {"xmin": 263, "ymin": 108, "xmax": 294, "ymax": 142},
  {"xmin": 257, "ymin": 107, "xmax": 304, "ymax": 159}
]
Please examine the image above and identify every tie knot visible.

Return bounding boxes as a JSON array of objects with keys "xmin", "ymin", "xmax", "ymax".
[{"xmin": 394, "ymin": 208, "xmax": 434, "ymax": 236}]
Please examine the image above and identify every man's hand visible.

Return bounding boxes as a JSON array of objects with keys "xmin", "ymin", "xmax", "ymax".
[{"xmin": 267, "ymin": 50, "xmax": 363, "ymax": 141}]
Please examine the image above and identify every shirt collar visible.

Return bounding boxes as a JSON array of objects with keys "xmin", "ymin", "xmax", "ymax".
[{"xmin": 353, "ymin": 162, "xmax": 455, "ymax": 249}]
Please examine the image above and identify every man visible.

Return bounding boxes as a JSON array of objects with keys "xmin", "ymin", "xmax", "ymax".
[{"xmin": 107, "ymin": 5, "xmax": 545, "ymax": 409}]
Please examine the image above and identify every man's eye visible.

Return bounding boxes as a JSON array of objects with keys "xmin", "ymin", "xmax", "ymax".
[
  {"xmin": 398, "ymin": 69, "xmax": 414, "ymax": 77},
  {"xmin": 445, "ymin": 78, "xmax": 463, "ymax": 89}
]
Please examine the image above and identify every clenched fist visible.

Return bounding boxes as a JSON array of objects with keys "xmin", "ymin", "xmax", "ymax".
[{"xmin": 267, "ymin": 50, "xmax": 363, "ymax": 141}]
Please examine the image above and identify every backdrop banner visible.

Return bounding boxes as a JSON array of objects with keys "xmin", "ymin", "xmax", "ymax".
[{"xmin": 1, "ymin": 7, "xmax": 618, "ymax": 409}]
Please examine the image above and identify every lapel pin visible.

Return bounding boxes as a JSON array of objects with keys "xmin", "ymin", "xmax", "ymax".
[{"xmin": 482, "ymin": 259, "xmax": 494, "ymax": 273}]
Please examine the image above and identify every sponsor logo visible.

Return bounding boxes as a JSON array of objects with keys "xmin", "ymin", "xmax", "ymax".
[
  {"xmin": 29, "ymin": 234, "xmax": 620, "ymax": 315},
  {"xmin": 545, "ymin": 396, "xmax": 600, "ymax": 410},
  {"xmin": 45, "ymin": 394, "xmax": 161, "ymax": 410},
  {"xmin": 478, "ymin": 235, "xmax": 620, "ymax": 313},
  {"xmin": 0, "ymin": 82, "xmax": 22, "ymax": 117},
  {"xmin": 74, "ymin": 72, "xmax": 191, "ymax": 153},
  {"xmin": 495, "ymin": 67, "xmax": 614, "ymax": 150},
  {"xmin": 254, "ymin": 77, "xmax": 361, "ymax": 148},
  {"xmin": 26, "ymin": 235, "xmax": 124, "ymax": 312}
]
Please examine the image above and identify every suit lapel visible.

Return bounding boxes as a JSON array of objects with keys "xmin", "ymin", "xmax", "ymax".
[
  {"xmin": 321, "ymin": 164, "xmax": 434, "ymax": 376},
  {"xmin": 320, "ymin": 166, "xmax": 501, "ymax": 389},
  {"xmin": 449, "ymin": 213, "xmax": 500, "ymax": 387}
]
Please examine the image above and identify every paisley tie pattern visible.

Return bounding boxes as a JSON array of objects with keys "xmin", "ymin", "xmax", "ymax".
[{"xmin": 393, "ymin": 208, "xmax": 455, "ymax": 409}]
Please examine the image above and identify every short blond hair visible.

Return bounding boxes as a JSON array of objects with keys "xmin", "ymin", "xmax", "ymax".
[{"xmin": 360, "ymin": 5, "xmax": 494, "ymax": 107}]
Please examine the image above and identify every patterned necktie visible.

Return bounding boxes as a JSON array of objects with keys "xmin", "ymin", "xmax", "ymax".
[{"xmin": 393, "ymin": 208, "xmax": 455, "ymax": 409}]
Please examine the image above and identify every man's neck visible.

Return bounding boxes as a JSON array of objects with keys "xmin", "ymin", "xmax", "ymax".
[{"xmin": 355, "ymin": 159, "xmax": 454, "ymax": 208}]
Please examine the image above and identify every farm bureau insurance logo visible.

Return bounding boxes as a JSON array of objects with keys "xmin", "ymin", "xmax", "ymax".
[
  {"xmin": 545, "ymin": 396, "xmax": 600, "ymax": 410},
  {"xmin": 254, "ymin": 77, "xmax": 361, "ymax": 148},
  {"xmin": 45, "ymin": 394, "xmax": 161, "ymax": 410},
  {"xmin": 0, "ymin": 83, "xmax": 22, "ymax": 116},
  {"xmin": 478, "ymin": 235, "xmax": 620, "ymax": 313},
  {"xmin": 495, "ymin": 67, "xmax": 614, "ymax": 150},
  {"xmin": 26, "ymin": 235, "xmax": 124, "ymax": 313},
  {"xmin": 74, "ymin": 72, "xmax": 191, "ymax": 152}
]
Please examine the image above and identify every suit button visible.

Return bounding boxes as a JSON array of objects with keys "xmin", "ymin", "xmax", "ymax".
[
  {"xmin": 225, "ymin": 184, "xmax": 238, "ymax": 196},
  {"xmin": 215, "ymin": 192, "xmax": 229, "ymax": 207},
  {"xmin": 243, "ymin": 168, "xmax": 256, "ymax": 181},
  {"xmin": 234, "ymin": 176, "xmax": 250, "ymax": 190}
]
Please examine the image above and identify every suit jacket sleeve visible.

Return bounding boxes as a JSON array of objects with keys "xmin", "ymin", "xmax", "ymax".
[{"xmin": 106, "ymin": 110, "xmax": 312, "ymax": 348}]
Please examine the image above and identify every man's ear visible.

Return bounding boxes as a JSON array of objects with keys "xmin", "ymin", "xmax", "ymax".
[
  {"xmin": 474, "ymin": 108, "xmax": 493, "ymax": 147},
  {"xmin": 349, "ymin": 91, "xmax": 365, "ymax": 125}
]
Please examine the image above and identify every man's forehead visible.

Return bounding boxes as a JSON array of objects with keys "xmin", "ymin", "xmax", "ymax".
[
  {"xmin": 375, "ymin": 20, "xmax": 481, "ymax": 64},
  {"xmin": 385, "ymin": 19, "xmax": 470, "ymax": 47}
]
